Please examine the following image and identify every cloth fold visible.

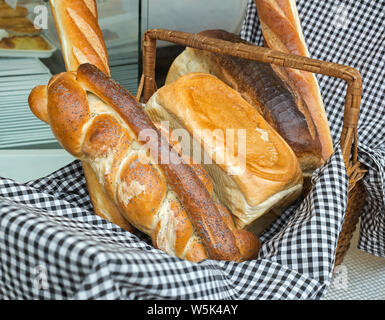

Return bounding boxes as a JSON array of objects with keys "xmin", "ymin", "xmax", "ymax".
[{"xmin": 1, "ymin": 148, "xmax": 349, "ymax": 299}]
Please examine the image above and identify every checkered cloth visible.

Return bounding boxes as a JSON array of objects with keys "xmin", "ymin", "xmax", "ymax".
[
  {"xmin": 0, "ymin": 0, "xmax": 384, "ymax": 299},
  {"xmin": 241, "ymin": 0, "xmax": 385, "ymax": 258}
]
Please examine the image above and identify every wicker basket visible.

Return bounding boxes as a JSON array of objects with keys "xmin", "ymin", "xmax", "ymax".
[{"xmin": 136, "ymin": 29, "xmax": 367, "ymax": 268}]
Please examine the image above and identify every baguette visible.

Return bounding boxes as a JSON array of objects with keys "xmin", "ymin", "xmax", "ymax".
[
  {"xmin": 28, "ymin": 63, "xmax": 261, "ymax": 262},
  {"xmin": 49, "ymin": 0, "xmax": 110, "ymax": 75},
  {"xmin": 254, "ymin": 0, "xmax": 333, "ymax": 160},
  {"xmin": 48, "ymin": 0, "xmax": 119, "ymax": 230}
]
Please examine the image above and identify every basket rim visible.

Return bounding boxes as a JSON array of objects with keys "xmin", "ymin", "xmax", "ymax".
[{"xmin": 138, "ymin": 28, "xmax": 363, "ymax": 171}]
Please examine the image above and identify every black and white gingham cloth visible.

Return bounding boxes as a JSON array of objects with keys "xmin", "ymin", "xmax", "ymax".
[
  {"xmin": 0, "ymin": 151, "xmax": 348, "ymax": 299},
  {"xmin": 0, "ymin": 0, "xmax": 384, "ymax": 299},
  {"xmin": 241, "ymin": 0, "xmax": 385, "ymax": 258}
]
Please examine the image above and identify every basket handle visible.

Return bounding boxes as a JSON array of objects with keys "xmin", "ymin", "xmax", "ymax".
[{"xmin": 140, "ymin": 29, "xmax": 362, "ymax": 166}]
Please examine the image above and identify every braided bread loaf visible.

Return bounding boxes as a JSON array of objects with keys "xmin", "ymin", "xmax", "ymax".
[{"xmin": 29, "ymin": 63, "xmax": 261, "ymax": 262}]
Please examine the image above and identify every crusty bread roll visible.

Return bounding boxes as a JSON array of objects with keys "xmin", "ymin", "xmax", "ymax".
[
  {"xmin": 6, "ymin": 26, "xmax": 42, "ymax": 37},
  {"xmin": 0, "ymin": 36, "xmax": 51, "ymax": 50},
  {"xmin": 0, "ymin": 17, "xmax": 32, "ymax": 28},
  {"xmin": 146, "ymin": 72, "xmax": 303, "ymax": 230},
  {"xmin": 81, "ymin": 161, "xmax": 136, "ymax": 232},
  {"xmin": 165, "ymin": 30, "xmax": 323, "ymax": 176},
  {"xmin": 28, "ymin": 63, "xmax": 261, "ymax": 262},
  {"xmin": 0, "ymin": 3, "xmax": 28, "ymax": 18},
  {"xmin": 254, "ymin": 0, "xmax": 333, "ymax": 160},
  {"xmin": 0, "ymin": 15, "xmax": 41, "ymax": 36}
]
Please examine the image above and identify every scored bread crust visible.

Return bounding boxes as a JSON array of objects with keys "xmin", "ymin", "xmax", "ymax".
[
  {"xmin": 254, "ymin": 0, "xmax": 334, "ymax": 160},
  {"xmin": 49, "ymin": 0, "xmax": 110, "ymax": 75},
  {"xmin": 28, "ymin": 63, "xmax": 261, "ymax": 262},
  {"xmin": 48, "ymin": 0, "xmax": 125, "ymax": 230},
  {"xmin": 146, "ymin": 72, "xmax": 303, "ymax": 229}
]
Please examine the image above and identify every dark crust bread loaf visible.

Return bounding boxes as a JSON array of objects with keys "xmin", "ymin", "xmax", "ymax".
[{"xmin": 254, "ymin": 0, "xmax": 334, "ymax": 160}]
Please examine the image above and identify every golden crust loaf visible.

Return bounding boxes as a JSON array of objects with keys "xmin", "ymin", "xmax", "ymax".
[
  {"xmin": 0, "ymin": 3, "xmax": 28, "ymax": 18},
  {"xmin": 0, "ymin": 14, "xmax": 41, "ymax": 36},
  {"xmin": 6, "ymin": 26, "xmax": 42, "ymax": 36},
  {"xmin": 0, "ymin": 36, "xmax": 51, "ymax": 50},
  {"xmin": 0, "ymin": 1, "xmax": 41, "ymax": 37},
  {"xmin": 0, "ymin": 17, "xmax": 31, "ymax": 28},
  {"xmin": 47, "ymin": 0, "xmax": 125, "ymax": 231},
  {"xmin": 146, "ymin": 72, "xmax": 303, "ymax": 230},
  {"xmin": 165, "ymin": 30, "xmax": 324, "ymax": 176}
]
